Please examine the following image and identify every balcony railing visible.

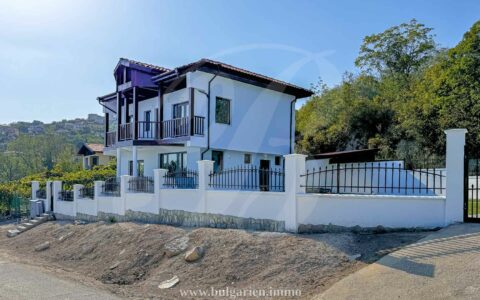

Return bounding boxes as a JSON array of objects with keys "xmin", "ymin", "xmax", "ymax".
[
  {"xmin": 106, "ymin": 131, "xmax": 116, "ymax": 147},
  {"xmin": 119, "ymin": 123, "xmax": 133, "ymax": 141},
  {"xmin": 110, "ymin": 116, "xmax": 205, "ymax": 144}
]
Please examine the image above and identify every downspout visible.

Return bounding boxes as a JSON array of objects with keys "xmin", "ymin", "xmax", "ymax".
[
  {"xmin": 200, "ymin": 69, "xmax": 220, "ymax": 160},
  {"xmin": 289, "ymin": 98, "xmax": 297, "ymax": 154}
]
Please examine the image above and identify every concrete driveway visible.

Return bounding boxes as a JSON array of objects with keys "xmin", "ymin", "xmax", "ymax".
[
  {"xmin": 317, "ymin": 223, "xmax": 480, "ymax": 300},
  {"xmin": 0, "ymin": 255, "xmax": 120, "ymax": 300}
]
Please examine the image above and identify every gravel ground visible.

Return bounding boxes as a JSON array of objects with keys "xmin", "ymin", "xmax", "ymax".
[{"xmin": 0, "ymin": 221, "xmax": 429, "ymax": 299}]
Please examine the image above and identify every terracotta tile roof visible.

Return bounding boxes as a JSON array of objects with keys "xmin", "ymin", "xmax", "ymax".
[
  {"xmin": 154, "ymin": 58, "xmax": 313, "ymax": 98},
  {"xmin": 121, "ymin": 58, "xmax": 171, "ymax": 73},
  {"xmin": 86, "ymin": 143, "xmax": 104, "ymax": 153},
  {"xmin": 201, "ymin": 58, "xmax": 311, "ymax": 95}
]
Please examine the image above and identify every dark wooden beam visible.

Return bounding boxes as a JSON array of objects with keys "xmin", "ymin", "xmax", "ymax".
[
  {"xmin": 159, "ymin": 86, "xmax": 164, "ymax": 139},
  {"xmin": 190, "ymin": 88, "xmax": 195, "ymax": 136},
  {"xmin": 133, "ymin": 87, "xmax": 138, "ymax": 140},
  {"xmin": 125, "ymin": 96, "xmax": 130, "ymax": 123},
  {"xmin": 116, "ymin": 92, "xmax": 121, "ymax": 142},
  {"xmin": 105, "ymin": 113, "xmax": 109, "ymax": 146}
]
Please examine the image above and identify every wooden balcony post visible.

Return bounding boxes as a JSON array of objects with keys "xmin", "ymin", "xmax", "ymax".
[
  {"xmin": 133, "ymin": 87, "xmax": 138, "ymax": 140},
  {"xmin": 116, "ymin": 92, "xmax": 121, "ymax": 142},
  {"xmin": 159, "ymin": 86, "xmax": 163, "ymax": 139},
  {"xmin": 190, "ymin": 88, "xmax": 194, "ymax": 136},
  {"xmin": 104, "ymin": 112, "xmax": 109, "ymax": 146}
]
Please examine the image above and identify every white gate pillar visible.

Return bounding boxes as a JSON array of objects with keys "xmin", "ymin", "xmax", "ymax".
[
  {"xmin": 284, "ymin": 154, "xmax": 307, "ymax": 233},
  {"xmin": 198, "ymin": 160, "xmax": 214, "ymax": 213},
  {"xmin": 31, "ymin": 181, "xmax": 39, "ymax": 200},
  {"xmin": 445, "ymin": 128, "xmax": 468, "ymax": 225}
]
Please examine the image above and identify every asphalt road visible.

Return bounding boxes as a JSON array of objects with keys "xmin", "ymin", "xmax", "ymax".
[
  {"xmin": 0, "ymin": 255, "xmax": 120, "ymax": 300},
  {"xmin": 317, "ymin": 223, "xmax": 480, "ymax": 300}
]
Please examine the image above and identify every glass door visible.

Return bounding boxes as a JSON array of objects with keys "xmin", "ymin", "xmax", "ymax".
[{"xmin": 173, "ymin": 102, "xmax": 189, "ymax": 136}]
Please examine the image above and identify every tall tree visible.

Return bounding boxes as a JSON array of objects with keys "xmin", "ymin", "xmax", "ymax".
[{"xmin": 355, "ymin": 19, "xmax": 437, "ymax": 78}]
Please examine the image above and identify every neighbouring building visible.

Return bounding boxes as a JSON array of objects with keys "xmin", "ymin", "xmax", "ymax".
[
  {"xmin": 98, "ymin": 58, "xmax": 313, "ymax": 177},
  {"xmin": 77, "ymin": 143, "xmax": 112, "ymax": 170}
]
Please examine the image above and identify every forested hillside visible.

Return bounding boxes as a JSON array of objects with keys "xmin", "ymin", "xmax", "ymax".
[
  {"xmin": 296, "ymin": 20, "xmax": 480, "ymax": 163},
  {"xmin": 0, "ymin": 114, "xmax": 104, "ymax": 183}
]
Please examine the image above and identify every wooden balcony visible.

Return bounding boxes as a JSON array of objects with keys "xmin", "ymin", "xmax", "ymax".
[{"xmin": 106, "ymin": 116, "xmax": 205, "ymax": 147}]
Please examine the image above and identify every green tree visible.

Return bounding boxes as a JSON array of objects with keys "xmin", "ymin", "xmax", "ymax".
[{"xmin": 355, "ymin": 19, "xmax": 437, "ymax": 78}]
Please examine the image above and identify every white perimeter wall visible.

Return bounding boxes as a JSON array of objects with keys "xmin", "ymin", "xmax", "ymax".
[
  {"xmin": 206, "ymin": 190, "xmax": 288, "ymax": 222},
  {"xmin": 126, "ymin": 192, "xmax": 157, "ymax": 214},
  {"xmin": 77, "ymin": 198, "xmax": 97, "ymax": 216},
  {"xmin": 297, "ymin": 194, "xmax": 446, "ymax": 228},
  {"xmin": 98, "ymin": 196, "xmax": 124, "ymax": 215},
  {"xmin": 55, "ymin": 200, "xmax": 75, "ymax": 217}
]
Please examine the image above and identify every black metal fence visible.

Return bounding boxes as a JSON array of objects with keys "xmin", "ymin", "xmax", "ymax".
[
  {"xmin": 36, "ymin": 188, "xmax": 46, "ymax": 199},
  {"xmin": 163, "ymin": 169, "xmax": 198, "ymax": 189},
  {"xmin": 79, "ymin": 186, "xmax": 94, "ymax": 199},
  {"xmin": 209, "ymin": 165, "xmax": 285, "ymax": 192},
  {"xmin": 466, "ymin": 158, "xmax": 480, "ymax": 221},
  {"xmin": 101, "ymin": 177, "xmax": 121, "ymax": 197},
  {"xmin": 301, "ymin": 162, "xmax": 445, "ymax": 196},
  {"xmin": 128, "ymin": 176, "xmax": 154, "ymax": 193},
  {"xmin": 59, "ymin": 190, "xmax": 74, "ymax": 201}
]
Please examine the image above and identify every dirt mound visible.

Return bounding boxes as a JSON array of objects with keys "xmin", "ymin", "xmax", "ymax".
[{"xmin": 0, "ymin": 221, "xmax": 428, "ymax": 299}]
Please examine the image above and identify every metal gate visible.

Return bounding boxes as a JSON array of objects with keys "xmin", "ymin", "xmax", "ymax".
[
  {"xmin": 465, "ymin": 155, "xmax": 480, "ymax": 222},
  {"xmin": 0, "ymin": 193, "xmax": 30, "ymax": 222}
]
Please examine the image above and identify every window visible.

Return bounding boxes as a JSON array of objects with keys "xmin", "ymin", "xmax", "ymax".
[
  {"xmin": 128, "ymin": 160, "xmax": 145, "ymax": 176},
  {"xmin": 173, "ymin": 102, "xmax": 189, "ymax": 119},
  {"xmin": 92, "ymin": 156, "xmax": 99, "ymax": 166},
  {"xmin": 212, "ymin": 151, "xmax": 224, "ymax": 172},
  {"xmin": 145, "ymin": 111, "xmax": 151, "ymax": 131},
  {"xmin": 244, "ymin": 154, "xmax": 251, "ymax": 164},
  {"xmin": 275, "ymin": 156, "xmax": 281, "ymax": 166},
  {"xmin": 159, "ymin": 152, "xmax": 187, "ymax": 172},
  {"xmin": 215, "ymin": 97, "xmax": 231, "ymax": 124}
]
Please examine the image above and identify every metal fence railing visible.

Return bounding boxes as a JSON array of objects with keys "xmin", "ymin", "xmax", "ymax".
[
  {"xmin": 163, "ymin": 169, "xmax": 198, "ymax": 189},
  {"xmin": 128, "ymin": 176, "xmax": 154, "ymax": 193},
  {"xmin": 209, "ymin": 165, "xmax": 285, "ymax": 192},
  {"xmin": 300, "ymin": 162, "xmax": 446, "ymax": 196},
  {"xmin": 101, "ymin": 177, "xmax": 121, "ymax": 197},
  {"xmin": 59, "ymin": 190, "xmax": 74, "ymax": 201},
  {"xmin": 79, "ymin": 186, "xmax": 94, "ymax": 199}
]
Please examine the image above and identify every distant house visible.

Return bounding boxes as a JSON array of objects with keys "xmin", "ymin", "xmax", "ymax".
[{"xmin": 77, "ymin": 143, "xmax": 111, "ymax": 170}]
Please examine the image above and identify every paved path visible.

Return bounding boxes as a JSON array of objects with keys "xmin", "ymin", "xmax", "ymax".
[
  {"xmin": 0, "ymin": 255, "xmax": 120, "ymax": 300},
  {"xmin": 318, "ymin": 224, "xmax": 480, "ymax": 300}
]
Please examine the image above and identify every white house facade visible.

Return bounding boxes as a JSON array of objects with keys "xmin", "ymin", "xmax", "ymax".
[{"xmin": 98, "ymin": 58, "xmax": 313, "ymax": 178}]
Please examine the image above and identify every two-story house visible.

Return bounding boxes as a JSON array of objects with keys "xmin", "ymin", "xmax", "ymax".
[{"xmin": 98, "ymin": 58, "xmax": 312, "ymax": 177}]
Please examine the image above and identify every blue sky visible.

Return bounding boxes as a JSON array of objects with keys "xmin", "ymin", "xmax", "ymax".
[{"xmin": 0, "ymin": 0, "xmax": 478, "ymax": 124}]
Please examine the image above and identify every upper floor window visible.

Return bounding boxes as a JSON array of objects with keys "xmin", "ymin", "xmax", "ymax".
[
  {"xmin": 215, "ymin": 97, "xmax": 231, "ymax": 125},
  {"xmin": 145, "ymin": 111, "xmax": 151, "ymax": 131},
  {"xmin": 173, "ymin": 102, "xmax": 189, "ymax": 119}
]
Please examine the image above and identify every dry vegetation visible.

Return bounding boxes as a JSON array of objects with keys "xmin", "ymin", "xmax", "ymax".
[{"xmin": 0, "ymin": 221, "xmax": 428, "ymax": 299}]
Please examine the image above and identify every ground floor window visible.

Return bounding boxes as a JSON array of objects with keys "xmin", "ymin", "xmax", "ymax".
[
  {"xmin": 212, "ymin": 150, "xmax": 224, "ymax": 173},
  {"xmin": 92, "ymin": 156, "xmax": 99, "ymax": 166},
  {"xmin": 159, "ymin": 152, "xmax": 187, "ymax": 172},
  {"xmin": 129, "ymin": 160, "xmax": 145, "ymax": 176},
  {"xmin": 275, "ymin": 156, "xmax": 282, "ymax": 166}
]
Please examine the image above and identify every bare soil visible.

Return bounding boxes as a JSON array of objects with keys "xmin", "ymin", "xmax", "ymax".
[{"xmin": 0, "ymin": 221, "xmax": 429, "ymax": 299}]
